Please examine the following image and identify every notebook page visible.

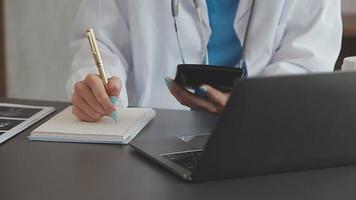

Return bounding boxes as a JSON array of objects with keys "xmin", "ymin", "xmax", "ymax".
[{"xmin": 33, "ymin": 106, "xmax": 150, "ymax": 137}]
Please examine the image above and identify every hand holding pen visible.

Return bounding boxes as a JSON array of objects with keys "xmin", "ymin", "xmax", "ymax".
[{"xmin": 71, "ymin": 28, "xmax": 121, "ymax": 122}]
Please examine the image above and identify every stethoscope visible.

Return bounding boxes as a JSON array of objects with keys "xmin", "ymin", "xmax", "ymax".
[{"xmin": 171, "ymin": 0, "xmax": 256, "ymax": 77}]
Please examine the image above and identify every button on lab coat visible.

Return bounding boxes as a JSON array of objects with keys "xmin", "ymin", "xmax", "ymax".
[{"xmin": 67, "ymin": 0, "xmax": 342, "ymax": 110}]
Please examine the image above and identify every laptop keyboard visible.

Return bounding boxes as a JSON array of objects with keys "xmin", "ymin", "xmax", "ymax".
[{"xmin": 161, "ymin": 150, "xmax": 203, "ymax": 171}]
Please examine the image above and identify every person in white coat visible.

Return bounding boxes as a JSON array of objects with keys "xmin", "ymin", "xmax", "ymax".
[{"xmin": 67, "ymin": 0, "xmax": 342, "ymax": 122}]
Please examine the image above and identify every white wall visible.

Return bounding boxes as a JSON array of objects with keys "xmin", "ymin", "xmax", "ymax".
[
  {"xmin": 4, "ymin": 0, "xmax": 356, "ymax": 102},
  {"xmin": 5, "ymin": 0, "xmax": 81, "ymax": 101}
]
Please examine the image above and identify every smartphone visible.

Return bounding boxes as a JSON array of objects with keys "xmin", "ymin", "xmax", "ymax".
[{"xmin": 174, "ymin": 64, "xmax": 244, "ymax": 92}]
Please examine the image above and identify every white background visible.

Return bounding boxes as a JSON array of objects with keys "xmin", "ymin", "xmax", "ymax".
[{"xmin": 4, "ymin": 0, "xmax": 356, "ymax": 102}]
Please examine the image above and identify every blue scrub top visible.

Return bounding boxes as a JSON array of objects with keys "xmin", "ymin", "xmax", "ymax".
[{"xmin": 206, "ymin": 0, "xmax": 242, "ymax": 66}]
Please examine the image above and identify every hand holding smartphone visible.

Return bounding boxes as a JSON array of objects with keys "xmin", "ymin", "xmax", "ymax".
[{"xmin": 174, "ymin": 64, "xmax": 244, "ymax": 92}]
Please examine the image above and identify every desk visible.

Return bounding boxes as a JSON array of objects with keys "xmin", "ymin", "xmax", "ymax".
[{"xmin": 1, "ymin": 99, "xmax": 356, "ymax": 200}]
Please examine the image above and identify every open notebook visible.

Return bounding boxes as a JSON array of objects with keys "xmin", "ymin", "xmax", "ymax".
[{"xmin": 29, "ymin": 106, "xmax": 156, "ymax": 144}]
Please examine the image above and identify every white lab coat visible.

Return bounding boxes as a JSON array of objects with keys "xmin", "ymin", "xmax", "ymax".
[{"xmin": 67, "ymin": 0, "xmax": 342, "ymax": 110}]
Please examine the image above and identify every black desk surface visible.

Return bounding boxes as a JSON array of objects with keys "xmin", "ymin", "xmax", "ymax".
[{"xmin": 1, "ymin": 99, "xmax": 356, "ymax": 200}]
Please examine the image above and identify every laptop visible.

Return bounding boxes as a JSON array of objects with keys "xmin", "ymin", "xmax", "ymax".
[{"xmin": 130, "ymin": 71, "xmax": 356, "ymax": 182}]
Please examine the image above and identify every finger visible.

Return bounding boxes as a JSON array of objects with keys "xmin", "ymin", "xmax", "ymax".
[
  {"xmin": 200, "ymin": 84, "xmax": 230, "ymax": 108},
  {"xmin": 107, "ymin": 76, "xmax": 121, "ymax": 97},
  {"xmin": 85, "ymin": 74, "xmax": 115, "ymax": 115},
  {"xmin": 72, "ymin": 105, "xmax": 98, "ymax": 122},
  {"xmin": 167, "ymin": 78, "xmax": 219, "ymax": 113},
  {"xmin": 74, "ymin": 82, "xmax": 105, "ymax": 115},
  {"xmin": 71, "ymin": 94, "xmax": 103, "ymax": 121}
]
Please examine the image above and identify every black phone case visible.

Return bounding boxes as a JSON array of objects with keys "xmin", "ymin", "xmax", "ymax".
[{"xmin": 174, "ymin": 64, "xmax": 244, "ymax": 92}]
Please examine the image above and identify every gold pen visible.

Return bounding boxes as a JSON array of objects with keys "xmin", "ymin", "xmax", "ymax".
[
  {"xmin": 86, "ymin": 28, "xmax": 117, "ymax": 122},
  {"xmin": 86, "ymin": 28, "xmax": 109, "ymax": 85}
]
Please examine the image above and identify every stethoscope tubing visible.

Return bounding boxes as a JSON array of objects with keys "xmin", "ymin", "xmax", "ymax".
[{"xmin": 172, "ymin": 0, "xmax": 256, "ymax": 76}]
